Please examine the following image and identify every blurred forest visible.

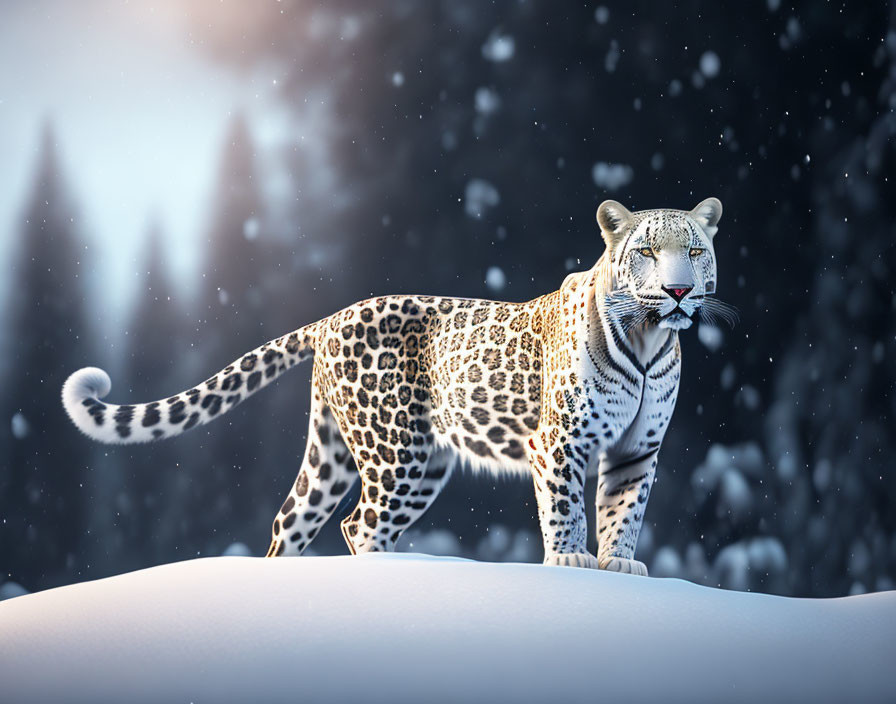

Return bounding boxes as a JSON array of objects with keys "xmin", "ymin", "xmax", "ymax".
[{"xmin": 1, "ymin": 0, "xmax": 895, "ymax": 598}]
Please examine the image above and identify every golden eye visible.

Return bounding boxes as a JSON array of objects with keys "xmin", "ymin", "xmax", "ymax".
[
  {"xmin": 689, "ymin": 247, "xmax": 704, "ymax": 257},
  {"xmin": 638, "ymin": 246, "xmax": 655, "ymax": 258}
]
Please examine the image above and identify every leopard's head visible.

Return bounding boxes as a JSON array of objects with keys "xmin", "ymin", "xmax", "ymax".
[{"xmin": 596, "ymin": 198, "xmax": 735, "ymax": 331}]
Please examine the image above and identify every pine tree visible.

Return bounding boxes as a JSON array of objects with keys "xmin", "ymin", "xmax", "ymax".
[
  {"xmin": 116, "ymin": 219, "xmax": 193, "ymax": 567},
  {"xmin": 188, "ymin": 113, "xmax": 282, "ymax": 555},
  {"xmin": 0, "ymin": 123, "xmax": 96, "ymax": 589}
]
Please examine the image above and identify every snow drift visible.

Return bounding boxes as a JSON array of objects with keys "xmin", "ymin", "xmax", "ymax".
[{"xmin": 0, "ymin": 554, "xmax": 893, "ymax": 703}]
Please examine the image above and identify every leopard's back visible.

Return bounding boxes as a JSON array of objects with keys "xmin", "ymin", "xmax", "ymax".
[{"xmin": 311, "ymin": 293, "xmax": 547, "ymax": 477}]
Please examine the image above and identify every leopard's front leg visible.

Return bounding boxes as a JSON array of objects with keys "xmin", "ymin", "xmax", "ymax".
[
  {"xmin": 527, "ymin": 427, "xmax": 599, "ymax": 570},
  {"xmin": 595, "ymin": 451, "xmax": 658, "ymax": 576}
]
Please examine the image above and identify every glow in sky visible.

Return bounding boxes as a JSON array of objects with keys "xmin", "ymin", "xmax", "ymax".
[{"xmin": 0, "ymin": 1, "xmax": 287, "ymax": 323}]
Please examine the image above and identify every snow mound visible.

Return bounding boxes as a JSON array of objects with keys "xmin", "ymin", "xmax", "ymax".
[{"xmin": 1, "ymin": 554, "xmax": 893, "ymax": 703}]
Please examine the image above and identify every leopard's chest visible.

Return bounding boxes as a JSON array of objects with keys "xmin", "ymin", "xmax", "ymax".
[{"xmin": 575, "ymin": 343, "xmax": 682, "ymax": 459}]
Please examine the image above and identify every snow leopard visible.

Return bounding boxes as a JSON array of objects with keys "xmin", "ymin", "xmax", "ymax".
[{"xmin": 63, "ymin": 198, "xmax": 733, "ymax": 574}]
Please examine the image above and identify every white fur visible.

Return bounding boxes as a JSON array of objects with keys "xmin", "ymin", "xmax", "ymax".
[{"xmin": 61, "ymin": 367, "xmax": 116, "ymax": 442}]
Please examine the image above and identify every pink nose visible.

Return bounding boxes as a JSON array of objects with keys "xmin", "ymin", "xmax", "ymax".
[{"xmin": 662, "ymin": 285, "xmax": 693, "ymax": 303}]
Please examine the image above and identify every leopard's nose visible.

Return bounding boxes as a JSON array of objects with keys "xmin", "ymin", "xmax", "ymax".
[{"xmin": 661, "ymin": 285, "xmax": 693, "ymax": 303}]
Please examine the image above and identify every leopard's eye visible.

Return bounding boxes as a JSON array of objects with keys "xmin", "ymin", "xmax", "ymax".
[
  {"xmin": 689, "ymin": 247, "xmax": 705, "ymax": 257},
  {"xmin": 638, "ymin": 246, "xmax": 655, "ymax": 258}
]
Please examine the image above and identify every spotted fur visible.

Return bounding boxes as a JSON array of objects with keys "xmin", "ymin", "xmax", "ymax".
[{"xmin": 62, "ymin": 198, "xmax": 728, "ymax": 572}]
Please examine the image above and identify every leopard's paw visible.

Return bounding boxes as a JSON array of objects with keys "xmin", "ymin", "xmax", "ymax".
[
  {"xmin": 599, "ymin": 556, "xmax": 648, "ymax": 576},
  {"xmin": 543, "ymin": 552, "xmax": 601, "ymax": 570}
]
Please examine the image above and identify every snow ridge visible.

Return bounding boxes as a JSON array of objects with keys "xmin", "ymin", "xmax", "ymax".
[{"xmin": 1, "ymin": 554, "xmax": 893, "ymax": 704}]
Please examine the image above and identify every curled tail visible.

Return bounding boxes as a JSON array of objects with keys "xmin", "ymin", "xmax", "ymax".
[{"xmin": 62, "ymin": 326, "xmax": 316, "ymax": 445}]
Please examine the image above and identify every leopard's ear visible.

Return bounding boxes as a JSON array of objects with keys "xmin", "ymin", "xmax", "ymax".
[
  {"xmin": 596, "ymin": 200, "xmax": 634, "ymax": 252},
  {"xmin": 689, "ymin": 197, "xmax": 723, "ymax": 238}
]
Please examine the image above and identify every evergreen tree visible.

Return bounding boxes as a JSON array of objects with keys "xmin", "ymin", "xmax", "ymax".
[
  {"xmin": 115, "ymin": 219, "xmax": 193, "ymax": 568},
  {"xmin": 0, "ymin": 123, "xmax": 95, "ymax": 589},
  {"xmin": 188, "ymin": 113, "xmax": 283, "ymax": 555},
  {"xmin": 198, "ymin": 114, "xmax": 266, "ymax": 332}
]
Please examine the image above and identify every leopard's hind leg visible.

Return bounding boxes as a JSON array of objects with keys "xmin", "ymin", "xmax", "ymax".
[
  {"xmin": 340, "ymin": 445, "xmax": 456, "ymax": 554},
  {"xmin": 266, "ymin": 386, "xmax": 356, "ymax": 557}
]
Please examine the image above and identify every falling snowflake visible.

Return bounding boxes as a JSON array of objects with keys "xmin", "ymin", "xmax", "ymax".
[
  {"xmin": 474, "ymin": 87, "xmax": 501, "ymax": 115},
  {"xmin": 591, "ymin": 162, "xmax": 633, "ymax": 191},
  {"xmin": 698, "ymin": 323, "xmax": 724, "ymax": 351},
  {"xmin": 482, "ymin": 30, "xmax": 515, "ymax": 62},
  {"xmin": 243, "ymin": 217, "xmax": 260, "ymax": 241},
  {"xmin": 464, "ymin": 179, "xmax": 500, "ymax": 219},
  {"xmin": 11, "ymin": 412, "xmax": 29, "ymax": 440},
  {"xmin": 699, "ymin": 51, "xmax": 721, "ymax": 78},
  {"xmin": 485, "ymin": 266, "xmax": 506, "ymax": 292}
]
